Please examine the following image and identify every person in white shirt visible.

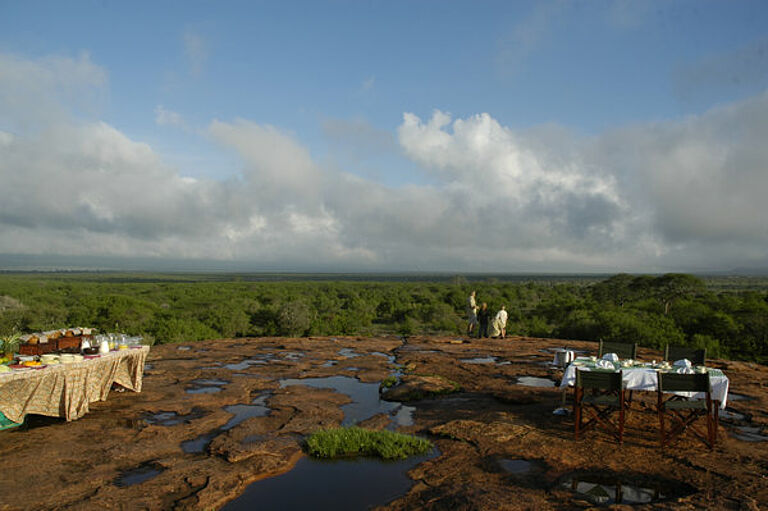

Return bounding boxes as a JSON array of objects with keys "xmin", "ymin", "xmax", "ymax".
[
  {"xmin": 491, "ymin": 305, "xmax": 508, "ymax": 338},
  {"xmin": 466, "ymin": 291, "xmax": 478, "ymax": 335}
]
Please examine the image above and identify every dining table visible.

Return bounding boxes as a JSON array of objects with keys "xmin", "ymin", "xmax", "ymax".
[
  {"xmin": 0, "ymin": 346, "xmax": 150, "ymax": 426},
  {"xmin": 559, "ymin": 356, "xmax": 730, "ymax": 409}
]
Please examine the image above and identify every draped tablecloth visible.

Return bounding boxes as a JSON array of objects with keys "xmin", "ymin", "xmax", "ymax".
[
  {"xmin": 560, "ymin": 359, "xmax": 730, "ymax": 409},
  {"xmin": 0, "ymin": 346, "xmax": 149, "ymax": 423}
]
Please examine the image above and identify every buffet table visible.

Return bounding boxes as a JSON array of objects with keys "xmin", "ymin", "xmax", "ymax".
[
  {"xmin": 559, "ymin": 357, "xmax": 730, "ymax": 408},
  {"xmin": 0, "ymin": 346, "xmax": 149, "ymax": 424}
]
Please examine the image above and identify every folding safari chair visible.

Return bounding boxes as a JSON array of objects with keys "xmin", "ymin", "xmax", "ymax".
[
  {"xmin": 657, "ymin": 372, "xmax": 717, "ymax": 449},
  {"xmin": 664, "ymin": 345, "xmax": 706, "ymax": 366},
  {"xmin": 574, "ymin": 369, "xmax": 626, "ymax": 444},
  {"xmin": 598, "ymin": 340, "xmax": 637, "ymax": 360}
]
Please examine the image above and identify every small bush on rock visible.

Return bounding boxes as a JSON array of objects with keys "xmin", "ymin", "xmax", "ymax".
[{"xmin": 306, "ymin": 427, "xmax": 432, "ymax": 460}]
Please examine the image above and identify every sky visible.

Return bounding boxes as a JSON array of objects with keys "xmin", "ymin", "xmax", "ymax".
[{"xmin": 1, "ymin": 0, "xmax": 767, "ymax": 273}]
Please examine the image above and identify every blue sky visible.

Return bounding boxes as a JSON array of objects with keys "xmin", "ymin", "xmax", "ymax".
[{"xmin": 1, "ymin": 1, "xmax": 767, "ymax": 272}]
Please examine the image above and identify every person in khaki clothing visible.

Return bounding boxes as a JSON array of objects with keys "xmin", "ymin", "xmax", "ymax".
[
  {"xmin": 466, "ymin": 290, "xmax": 478, "ymax": 335},
  {"xmin": 490, "ymin": 305, "xmax": 508, "ymax": 338}
]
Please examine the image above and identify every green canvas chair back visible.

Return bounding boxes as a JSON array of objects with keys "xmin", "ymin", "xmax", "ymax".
[
  {"xmin": 598, "ymin": 340, "xmax": 637, "ymax": 360},
  {"xmin": 576, "ymin": 369, "xmax": 623, "ymax": 391},
  {"xmin": 658, "ymin": 372, "xmax": 710, "ymax": 393},
  {"xmin": 665, "ymin": 345, "xmax": 706, "ymax": 366}
]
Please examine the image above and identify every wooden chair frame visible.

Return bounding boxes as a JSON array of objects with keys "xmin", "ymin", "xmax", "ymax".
[
  {"xmin": 598, "ymin": 340, "xmax": 637, "ymax": 360},
  {"xmin": 664, "ymin": 345, "xmax": 706, "ymax": 366},
  {"xmin": 657, "ymin": 372, "xmax": 717, "ymax": 449},
  {"xmin": 574, "ymin": 369, "xmax": 626, "ymax": 444}
]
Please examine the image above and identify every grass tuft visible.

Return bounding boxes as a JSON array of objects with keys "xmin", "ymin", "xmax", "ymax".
[{"xmin": 306, "ymin": 427, "xmax": 433, "ymax": 460}]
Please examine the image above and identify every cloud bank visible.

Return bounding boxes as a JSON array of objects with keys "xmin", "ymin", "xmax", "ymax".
[{"xmin": 1, "ymin": 52, "xmax": 766, "ymax": 272}]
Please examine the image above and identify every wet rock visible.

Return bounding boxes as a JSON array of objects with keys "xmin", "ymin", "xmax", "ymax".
[{"xmin": 381, "ymin": 374, "xmax": 461, "ymax": 402}]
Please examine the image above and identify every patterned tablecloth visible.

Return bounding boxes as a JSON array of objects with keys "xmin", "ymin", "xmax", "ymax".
[{"xmin": 0, "ymin": 346, "xmax": 149, "ymax": 423}]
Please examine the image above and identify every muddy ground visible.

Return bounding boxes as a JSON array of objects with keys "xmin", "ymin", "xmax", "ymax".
[{"xmin": 1, "ymin": 335, "xmax": 766, "ymax": 510}]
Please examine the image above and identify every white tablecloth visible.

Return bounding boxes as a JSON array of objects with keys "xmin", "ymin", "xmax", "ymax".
[{"xmin": 560, "ymin": 360, "xmax": 730, "ymax": 409}]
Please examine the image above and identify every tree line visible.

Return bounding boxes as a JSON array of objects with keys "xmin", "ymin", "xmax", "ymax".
[{"xmin": 0, "ymin": 273, "xmax": 766, "ymax": 363}]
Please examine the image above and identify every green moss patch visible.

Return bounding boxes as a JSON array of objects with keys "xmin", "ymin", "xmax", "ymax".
[{"xmin": 306, "ymin": 427, "xmax": 433, "ymax": 460}]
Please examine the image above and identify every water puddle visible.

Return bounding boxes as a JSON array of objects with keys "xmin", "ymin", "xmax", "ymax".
[
  {"xmin": 181, "ymin": 432, "xmax": 217, "ymax": 454},
  {"xmin": 177, "ymin": 346, "xmax": 191, "ymax": 351},
  {"xmin": 720, "ymin": 409, "xmax": 748, "ymax": 422},
  {"xmin": 190, "ymin": 378, "xmax": 229, "ymax": 386},
  {"xmin": 222, "ymin": 397, "xmax": 271, "ymax": 431},
  {"xmin": 498, "ymin": 458, "xmax": 534, "ymax": 474},
  {"xmin": 728, "ymin": 393, "xmax": 754, "ymax": 401},
  {"xmin": 220, "ymin": 450, "xmax": 437, "ymax": 511},
  {"xmin": 388, "ymin": 405, "xmax": 416, "ymax": 430},
  {"xmin": 515, "ymin": 376, "xmax": 556, "ymax": 388},
  {"xmin": 225, "ymin": 359, "xmax": 268, "ymax": 371},
  {"xmin": 560, "ymin": 472, "xmax": 691, "ymax": 506},
  {"xmin": 181, "ymin": 395, "xmax": 272, "ymax": 454},
  {"xmin": 731, "ymin": 426, "xmax": 768, "ymax": 442},
  {"xmin": 144, "ymin": 408, "xmax": 205, "ymax": 426},
  {"xmin": 321, "ymin": 360, "xmax": 338, "ymax": 367},
  {"xmin": 460, "ymin": 356, "xmax": 497, "ymax": 364},
  {"xmin": 114, "ymin": 464, "xmax": 164, "ymax": 487},
  {"xmin": 186, "ymin": 387, "xmax": 222, "ymax": 394},
  {"xmin": 282, "ymin": 352, "xmax": 304, "ymax": 361},
  {"xmin": 279, "ymin": 376, "xmax": 403, "ymax": 426},
  {"xmin": 372, "ymin": 352, "xmax": 396, "ymax": 363},
  {"xmin": 345, "ymin": 367, "xmax": 360, "ymax": 372},
  {"xmin": 338, "ymin": 348, "xmax": 362, "ymax": 358}
]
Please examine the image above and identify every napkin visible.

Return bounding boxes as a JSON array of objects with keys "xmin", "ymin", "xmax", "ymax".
[
  {"xmin": 673, "ymin": 359, "xmax": 692, "ymax": 368},
  {"xmin": 595, "ymin": 359, "xmax": 615, "ymax": 370},
  {"xmin": 602, "ymin": 353, "xmax": 619, "ymax": 362},
  {"xmin": 676, "ymin": 366, "xmax": 694, "ymax": 374}
]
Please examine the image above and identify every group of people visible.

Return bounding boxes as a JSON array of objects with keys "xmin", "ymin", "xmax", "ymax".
[{"xmin": 466, "ymin": 290, "xmax": 508, "ymax": 339}]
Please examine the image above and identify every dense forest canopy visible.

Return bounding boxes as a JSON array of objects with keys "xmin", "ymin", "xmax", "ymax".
[{"xmin": 0, "ymin": 273, "xmax": 766, "ymax": 363}]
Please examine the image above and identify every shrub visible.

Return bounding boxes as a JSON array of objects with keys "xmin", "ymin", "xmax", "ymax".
[{"xmin": 305, "ymin": 427, "xmax": 432, "ymax": 460}]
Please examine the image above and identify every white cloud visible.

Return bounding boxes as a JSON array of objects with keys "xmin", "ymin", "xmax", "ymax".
[
  {"xmin": 1, "ymin": 50, "xmax": 767, "ymax": 272},
  {"xmin": 183, "ymin": 29, "xmax": 209, "ymax": 76},
  {"xmin": 154, "ymin": 105, "xmax": 184, "ymax": 127}
]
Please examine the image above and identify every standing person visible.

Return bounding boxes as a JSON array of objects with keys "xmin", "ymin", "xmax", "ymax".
[
  {"xmin": 491, "ymin": 305, "xmax": 508, "ymax": 338},
  {"xmin": 477, "ymin": 302, "xmax": 490, "ymax": 338},
  {"xmin": 466, "ymin": 290, "xmax": 478, "ymax": 336}
]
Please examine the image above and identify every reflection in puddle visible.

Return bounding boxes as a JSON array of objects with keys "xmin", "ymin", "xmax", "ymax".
[
  {"xmin": 186, "ymin": 387, "xmax": 222, "ymax": 394},
  {"xmin": 222, "ymin": 398, "xmax": 271, "ymax": 431},
  {"xmin": 338, "ymin": 348, "xmax": 362, "ymax": 358},
  {"xmin": 279, "ymin": 376, "xmax": 401, "ymax": 426},
  {"xmin": 728, "ymin": 393, "xmax": 754, "ymax": 401},
  {"xmin": 460, "ymin": 356, "xmax": 497, "ymax": 364},
  {"xmin": 372, "ymin": 352, "xmax": 396, "ymax": 363},
  {"xmin": 190, "ymin": 378, "xmax": 229, "ymax": 386},
  {"xmin": 499, "ymin": 459, "xmax": 533, "ymax": 474},
  {"xmin": 720, "ymin": 409, "xmax": 747, "ymax": 422},
  {"xmin": 515, "ymin": 376, "xmax": 555, "ymax": 388},
  {"xmin": 731, "ymin": 426, "xmax": 768, "ymax": 442},
  {"xmin": 225, "ymin": 359, "xmax": 268, "ymax": 370},
  {"xmin": 388, "ymin": 405, "xmax": 415, "ymax": 429},
  {"xmin": 181, "ymin": 432, "xmax": 217, "ymax": 454},
  {"xmin": 221, "ymin": 450, "xmax": 437, "ymax": 511},
  {"xmin": 114, "ymin": 465, "xmax": 163, "ymax": 487},
  {"xmin": 282, "ymin": 352, "xmax": 304, "ymax": 361},
  {"xmin": 345, "ymin": 367, "xmax": 359, "ymax": 372},
  {"xmin": 321, "ymin": 361, "xmax": 338, "ymax": 367},
  {"xmin": 561, "ymin": 474, "xmax": 680, "ymax": 505},
  {"xmin": 177, "ymin": 346, "xmax": 191, "ymax": 351},
  {"xmin": 145, "ymin": 409, "xmax": 205, "ymax": 426}
]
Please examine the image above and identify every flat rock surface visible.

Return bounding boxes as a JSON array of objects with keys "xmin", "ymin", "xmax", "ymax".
[{"xmin": 1, "ymin": 335, "xmax": 766, "ymax": 510}]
